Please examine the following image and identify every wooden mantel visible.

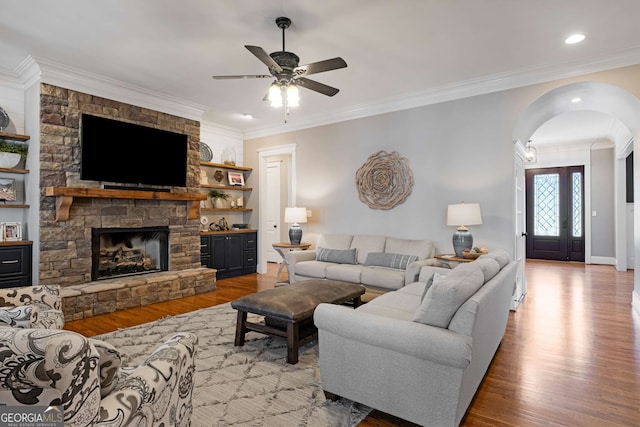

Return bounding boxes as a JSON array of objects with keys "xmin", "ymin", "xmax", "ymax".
[{"xmin": 44, "ymin": 187, "xmax": 206, "ymax": 221}]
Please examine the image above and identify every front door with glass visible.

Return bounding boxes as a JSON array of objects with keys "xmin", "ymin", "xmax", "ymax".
[{"xmin": 525, "ymin": 166, "xmax": 585, "ymax": 261}]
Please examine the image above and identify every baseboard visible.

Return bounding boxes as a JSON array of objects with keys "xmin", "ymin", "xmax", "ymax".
[
  {"xmin": 589, "ymin": 256, "xmax": 616, "ymax": 265},
  {"xmin": 633, "ymin": 291, "xmax": 640, "ymax": 318}
]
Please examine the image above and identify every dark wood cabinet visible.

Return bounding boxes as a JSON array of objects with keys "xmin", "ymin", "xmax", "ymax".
[
  {"xmin": 200, "ymin": 232, "xmax": 257, "ymax": 279},
  {"xmin": 0, "ymin": 241, "xmax": 32, "ymax": 288}
]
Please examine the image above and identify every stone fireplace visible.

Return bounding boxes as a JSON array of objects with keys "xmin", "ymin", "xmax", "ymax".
[
  {"xmin": 92, "ymin": 226, "xmax": 169, "ymax": 281},
  {"xmin": 38, "ymin": 84, "xmax": 216, "ymax": 320}
]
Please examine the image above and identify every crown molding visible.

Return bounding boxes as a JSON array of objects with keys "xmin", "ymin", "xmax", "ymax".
[
  {"xmin": 0, "ymin": 68, "xmax": 25, "ymax": 89},
  {"xmin": 201, "ymin": 120, "xmax": 243, "ymax": 140},
  {"xmin": 24, "ymin": 56, "xmax": 208, "ymax": 122},
  {"xmin": 244, "ymin": 47, "xmax": 640, "ymax": 140}
]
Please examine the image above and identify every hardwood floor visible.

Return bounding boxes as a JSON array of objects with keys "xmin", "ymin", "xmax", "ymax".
[{"xmin": 65, "ymin": 260, "xmax": 640, "ymax": 426}]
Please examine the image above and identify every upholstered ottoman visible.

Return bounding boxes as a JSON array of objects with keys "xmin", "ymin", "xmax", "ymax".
[{"xmin": 231, "ymin": 279, "xmax": 365, "ymax": 364}]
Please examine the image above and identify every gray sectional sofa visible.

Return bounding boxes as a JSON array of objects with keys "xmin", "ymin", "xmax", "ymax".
[
  {"xmin": 314, "ymin": 249, "xmax": 516, "ymax": 426},
  {"xmin": 285, "ymin": 233, "xmax": 440, "ymax": 295}
]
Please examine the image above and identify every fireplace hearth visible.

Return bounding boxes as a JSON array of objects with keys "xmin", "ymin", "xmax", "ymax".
[{"xmin": 91, "ymin": 226, "xmax": 169, "ymax": 281}]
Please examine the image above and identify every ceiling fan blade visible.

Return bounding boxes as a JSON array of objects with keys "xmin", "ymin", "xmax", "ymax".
[
  {"xmin": 296, "ymin": 77, "xmax": 340, "ymax": 97},
  {"xmin": 245, "ymin": 45, "xmax": 283, "ymax": 73},
  {"xmin": 294, "ymin": 57, "xmax": 347, "ymax": 76},
  {"xmin": 212, "ymin": 74, "xmax": 271, "ymax": 80}
]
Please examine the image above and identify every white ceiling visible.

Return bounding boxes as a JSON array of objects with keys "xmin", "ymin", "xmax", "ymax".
[{"xmin": 2, "ymin": 0, "xmax": 640, "ymax": 140}]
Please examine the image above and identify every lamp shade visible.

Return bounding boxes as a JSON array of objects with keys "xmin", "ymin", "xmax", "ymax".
[
  {"xmin": 284, "ymin": 207, "xmax": 307, "ymax": 224},
  {"xmin": 446, "ymin": 203, "xmax": 482, "ymax": 227}
]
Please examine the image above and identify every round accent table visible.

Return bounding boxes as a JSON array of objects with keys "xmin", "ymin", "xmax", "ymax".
[{"xmin": 272, "ymin": 242, "xmax": 311, "ymax": 284}]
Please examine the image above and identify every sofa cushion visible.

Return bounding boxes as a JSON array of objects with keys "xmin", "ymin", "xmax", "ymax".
[
  {"xmin": 0, "ymin": 305, "xmax": 32, "ymax": 328},
  {"xmin": 413, "ymin": 263, "xmax": 485, "ymax": 328},
  {"xmin": 325, "ymin": 264, "xmax": 366, "ymax": 283},
  {"xmin": 474, "ymin": 257, "xmax": 501, "ymax": 282},
  {"xmin": 364, "ymin": 252, "xmax": 418, "ymax": 270},
  {"xmin": 361, "ymin": 267, "xmax": 405, "ymax": 291},
  {"xmin": 351, "ymin": 235, "xmax": 387, "ymax": 264},
  {"xmin": 385, "ymin": 237, "xmax": 434, "ymax": 259},
  {"xmin": 479, "ymin": 249, "xmax": 510, "ymax": 268},
  {"xmin": 317, "ymin": 234, "xmax": 353, "ymax": 250},
  {"xmin": 295, "ymin": 260, "xmax": 331, "ymax": 278},
  {"xmin": 316, "ymin": 247, "xmax": 357, "ymax": 264},
  {"xmin": 357, "ymin": 291, "xmax": 420, "ymax": 321}
]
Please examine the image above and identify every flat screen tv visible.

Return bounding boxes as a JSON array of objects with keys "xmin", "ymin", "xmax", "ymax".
[{"xmin": 80, "ymin": 114, "xmax": 188, "ymax": 187}]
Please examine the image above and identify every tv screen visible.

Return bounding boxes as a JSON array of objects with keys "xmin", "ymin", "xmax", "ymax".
[{"xmin": 80, "ymin": 114, "xmax": 188, "ymax": 187}]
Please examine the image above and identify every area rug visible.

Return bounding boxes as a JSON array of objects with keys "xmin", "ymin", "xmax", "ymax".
[{"xmin": 95, "ymin": 303, "xmax": 371, "ymax": 426}]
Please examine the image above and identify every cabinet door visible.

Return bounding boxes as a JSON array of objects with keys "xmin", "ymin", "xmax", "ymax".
[
  {"xmin": 210, "ymin": 235, "xmax": 229, "ymax": 272},
  {"xmin": 226, "ymin": 235, "xmax": 243, "ymax": 272}
]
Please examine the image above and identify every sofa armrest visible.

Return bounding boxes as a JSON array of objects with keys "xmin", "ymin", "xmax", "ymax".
[
  {"xmin": 404, "ymin": 258, "xmax": 442, "ymax": 284},
  {"xmin": 98, "ymin": 332, "xmax": 198, "ymax": 426},
  {"xmin": 314, "ymin": 304, "xmax": 472, "ymax": 369},
  {"xmin": 285, "ymin": 250, "xmax": 317, "ymax": 283}
]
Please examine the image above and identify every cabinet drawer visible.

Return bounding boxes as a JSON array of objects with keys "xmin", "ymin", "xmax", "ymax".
[
  {"xmin": 243, "ymin": 250, "xmax": 257, "ymax": 268},
  {"xmin": 200, "ymin": 236, "xmax": 210, "ymax": 252},
  {"xmin": 243, "ymin": 233, "xmax": 257, "ymax": 250},
  {"xmin": 0, "ymin": 247, "xmax": 29, "ymax": 276}
]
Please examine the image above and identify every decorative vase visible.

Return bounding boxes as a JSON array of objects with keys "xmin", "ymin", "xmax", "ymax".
[
  {"xmin": 0, "ymin": 152, "xmax": 21, "ymax": 168},
  {"xmin": 214, "ymin": 198, "xmax": 226, "ymax": 209}
]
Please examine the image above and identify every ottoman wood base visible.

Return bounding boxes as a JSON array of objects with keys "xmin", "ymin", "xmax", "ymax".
[{"xmin": 231, "ymin": 280, "xmax": 364, "ymax": 364}]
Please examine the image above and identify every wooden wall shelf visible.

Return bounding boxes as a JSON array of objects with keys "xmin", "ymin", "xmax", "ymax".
[
  {"xmin": 199, "ymin": 161, "xmax": 252, "ymax": 172},
  {"xmin": 200, "ymin": 208, "xmax": 252, "ymax": 213},
  {"xmin": 0, "ymin": 204, "xmax": 29, "ymax": 209},
  {"xmin": 0, "ymin": 167, "xmax": 29, "ymax": 174},
  {"xmin": 201, "ymin": 183, "xmax": 253, "ymax": 191},
  {"xmin": 44, "ymin": 187, "xmax": 206, "ymax": 221},
  {"xmin": 0, "ymin": 131, "xmax": 30, "ymax": 142}
]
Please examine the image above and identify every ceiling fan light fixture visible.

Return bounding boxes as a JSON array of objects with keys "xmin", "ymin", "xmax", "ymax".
[
  {"xmin": 268, "ymin": 82, "xmax": 283, "ymax": 107},
  {"xmin": 287, "ymin": 83, "xmax": 300, "ymax": 107}
]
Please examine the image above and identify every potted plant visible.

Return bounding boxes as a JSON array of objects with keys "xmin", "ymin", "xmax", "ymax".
[
  {"xmin": 0, "ymin": 139, "xmax": 28, "ymax": 168},
  {"xmin": 208, "ymin": 189, "xmax": 230, "ymax": 208}
]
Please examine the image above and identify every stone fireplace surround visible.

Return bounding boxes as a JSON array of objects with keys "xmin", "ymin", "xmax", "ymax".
[{"xmin": 39, "ymin": 84, "xmax": 216, "ymax": 320}]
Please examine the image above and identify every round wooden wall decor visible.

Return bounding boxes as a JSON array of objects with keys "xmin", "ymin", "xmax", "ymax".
[{"xmin": 355, "ymin": 150, "xmax": 414, "ymax": 210}]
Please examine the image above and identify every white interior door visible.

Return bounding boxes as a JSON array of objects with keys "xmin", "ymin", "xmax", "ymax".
[
  {"xmin": 513, "ymin": 146, "xmax": 528, "ymax": 310},
  {"xmin": 264, "ymin": 161, "xmax": 281, "ymax": 263}
]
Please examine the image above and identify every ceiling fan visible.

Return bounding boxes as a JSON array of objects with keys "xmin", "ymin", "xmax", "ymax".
[{"xmin": 212, "ymin": 16, "xmax": 347, "ymax": 118}]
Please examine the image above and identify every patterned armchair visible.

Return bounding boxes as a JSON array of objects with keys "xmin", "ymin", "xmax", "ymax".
[
  {"xmin": 0, "ymin": 328, "xmax": 197, "ymax": 427},
  {"xmin": 0, "ymin": 285, "xmax": 64, "ymax": 329}
]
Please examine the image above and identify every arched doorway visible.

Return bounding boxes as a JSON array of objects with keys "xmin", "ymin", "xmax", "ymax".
[{"xmin": 513, "ymin": 81, "xmax": 640, "ymax": 309}]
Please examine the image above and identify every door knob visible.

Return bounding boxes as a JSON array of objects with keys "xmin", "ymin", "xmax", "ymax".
[
  {"xmin": 521, "ymin": 232, "xmax": 528, "ymax": 237},
  {"xmin": 273, "ymin": 225, "xmax": 277, "ymax": 228}
]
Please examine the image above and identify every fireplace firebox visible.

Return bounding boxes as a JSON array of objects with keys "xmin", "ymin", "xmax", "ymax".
[{"xmin": 91, "ymin": 226, "xmax": 169, "ymax": 281}]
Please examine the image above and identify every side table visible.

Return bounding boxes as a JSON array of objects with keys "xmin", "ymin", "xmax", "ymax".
[
  {"xmin": 434, "ymin": 253, "xmax": 476, "ymax": 269},
  {"xmin": 272, "ymin": 242, "xmax": 311, "ymax": 285}
]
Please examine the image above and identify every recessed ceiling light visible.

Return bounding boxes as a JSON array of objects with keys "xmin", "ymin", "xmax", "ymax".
[
  {"xmin": 570, "ymin": 97, "xmax": 582, "ymax": 103},
  {"xmin": 241, "ymin": 113, "xmax": 254, "ymax": 120},
  {"xmin": 565, "ymin": 34, "xmax": 586, "ymax": 44}
]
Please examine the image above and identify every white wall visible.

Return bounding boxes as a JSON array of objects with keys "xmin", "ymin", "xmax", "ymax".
[
  {"xmin": 591, "ymin": 148, "xmax": 615, "ymax": 258},
  {"xmin": 200, "ymin": 121, "xmax": 243, "ymax": 166}
]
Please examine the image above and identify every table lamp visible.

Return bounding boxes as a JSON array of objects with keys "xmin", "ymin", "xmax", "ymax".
[
  {"xmin": 447, "ymin": 202, "xmax": 482, "ymax": 257},
  {"xmin": 284, "ymin": 207, "xmax": 307, "ymax": 245}
]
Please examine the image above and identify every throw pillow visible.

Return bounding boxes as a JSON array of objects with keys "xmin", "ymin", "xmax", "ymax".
[
  {"xmin": 89, "ymin": 338, "xmax": 122, "ymax": 397},
  {"xmin": 316, "ymin": 247, "xmax": 358, "ymax": 264},
  {"xmin": 413, "ymin": 263, "xmax": 484, "ymax": 328},
  {"xmin": 420, "ymin": 272, "xmax": 447, "ymax": 302},
  {"xmin": 364, "ymin": 252, "xmax": 418, "ymax": 270},
  {"xmin": 473, "ymin": 257, "xmax": 501, "ymax": 282},
  {"xmin": 31, "ymin": 303, "xmax": 65, "ymax": 329},
  {"xmin": 0, "ymin": 305, "xmax": 33, "ymax": 328}
]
